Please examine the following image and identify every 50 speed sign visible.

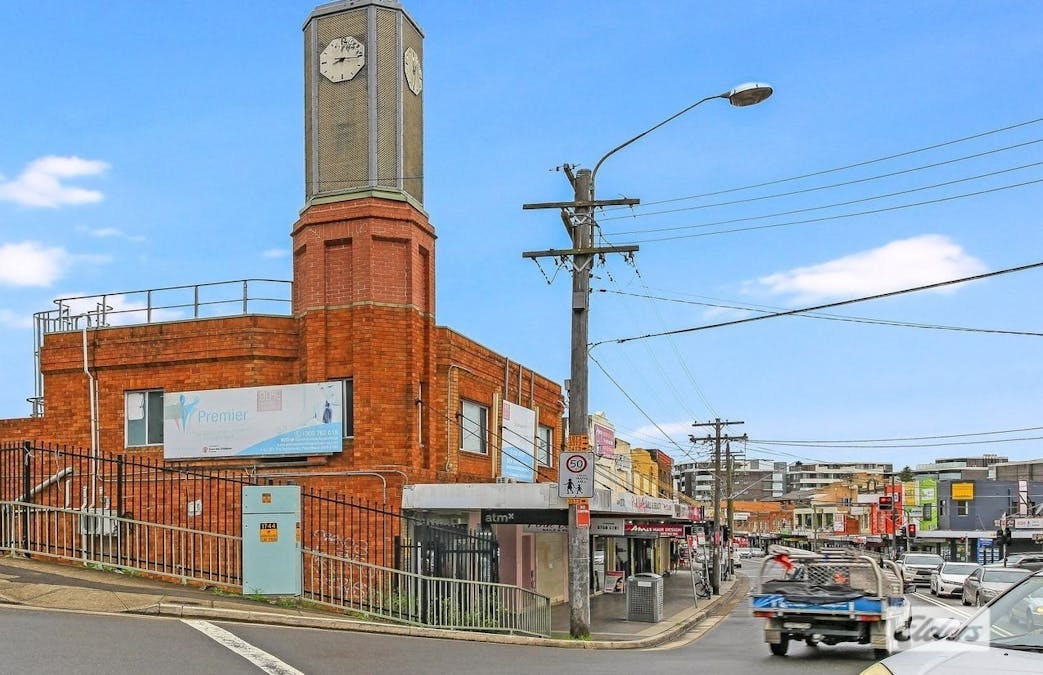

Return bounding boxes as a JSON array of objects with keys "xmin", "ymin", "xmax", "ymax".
[{"xmin": 559, "ymin": 451, "xmax": 594, "ymax": 498}]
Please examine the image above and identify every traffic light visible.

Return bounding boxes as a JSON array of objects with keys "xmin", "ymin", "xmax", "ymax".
[
  {"xmin": 878, "ymin": 495, "xmax": 894, "ymax": 511},
  {"xmin": 908, "ymin": 523, "xmax": 917, "ymax": 537}
]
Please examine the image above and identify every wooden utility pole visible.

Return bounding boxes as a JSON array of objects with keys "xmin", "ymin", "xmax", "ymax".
[
  {"xmin": 692, "ymin": 418, "xmax": 744, "ymax": 595},
  {"xmin": 523, "ymin": 168, "xmax": 637, "ymax": 639}
]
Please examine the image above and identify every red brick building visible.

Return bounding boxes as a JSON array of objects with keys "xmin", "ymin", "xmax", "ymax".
[{"xmin": 0, "ymin": 0, "xmax": 563, "ymax": 509}]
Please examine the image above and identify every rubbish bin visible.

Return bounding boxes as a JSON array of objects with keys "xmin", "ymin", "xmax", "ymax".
[{"xmin": 625, "ymin": 573, "xmax": 664, "ymax": 622}]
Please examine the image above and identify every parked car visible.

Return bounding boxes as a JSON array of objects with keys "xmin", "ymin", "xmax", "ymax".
[
  {"xmin": 896, "ymin": 553, "xmax": 944, "ymax": 591},
  {"xmin": 929, "ymin": 562, "xmax": 979, "ymax": 597},
  {"xmin": 1014, "ymin": 554, "xmax": 1043, "ymax": 572},
  {"xmin": 961, "ymin": 566, "xmax": 1032, "ymax": 606},
  {"xmin": 864, "ymin": 570, "xmax": 1043, "ymax": 674},
  {"xmin": 985, "ymin": 552, "xmax": 1032, "ymax": 568}
]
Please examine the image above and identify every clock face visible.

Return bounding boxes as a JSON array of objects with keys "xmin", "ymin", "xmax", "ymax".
[
  {"xmin": 403, "ymin": 47, "xmax": 422, "ymax": 95},
  {"xmin": 319, "ymin": 36, "xmax": 365, "ymax": 83}
]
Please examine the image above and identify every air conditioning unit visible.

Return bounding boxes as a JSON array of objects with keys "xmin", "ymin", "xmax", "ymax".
[{"xmin": 495, "ymin": 476, "xmax": 517, "ymax": 484}]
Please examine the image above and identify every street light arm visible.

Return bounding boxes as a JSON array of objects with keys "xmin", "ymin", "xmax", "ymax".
[{"xmin": 591, "ymin": 93, "xmax": 724, "ymax": 186}]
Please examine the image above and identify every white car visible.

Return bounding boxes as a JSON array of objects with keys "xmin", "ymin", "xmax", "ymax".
[
  {"xmin": 929, "ymin": 562, "xmax": 979, "ymax": 597},
  {"xmin": 862, "ymin": 570, "xmax": 1043, "ymax": 674}
]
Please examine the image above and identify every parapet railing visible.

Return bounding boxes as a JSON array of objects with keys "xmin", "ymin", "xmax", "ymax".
[{"xmin": 28, "ymin": 279, "xmax": 292, "ymax": 418}]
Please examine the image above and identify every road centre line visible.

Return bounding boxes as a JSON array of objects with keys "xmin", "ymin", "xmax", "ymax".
[
  {"xmin": 181, "ymin": 619, "xmax": 305, "ymax": 675},
  {"xmin": 913, "ymin": 591, "xmax": 972, "ymax": 618}
]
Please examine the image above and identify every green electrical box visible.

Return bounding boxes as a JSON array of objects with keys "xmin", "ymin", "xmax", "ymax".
[{"xmin": 242, "ymin": 485, "xmax": 301, "ymax": 596}]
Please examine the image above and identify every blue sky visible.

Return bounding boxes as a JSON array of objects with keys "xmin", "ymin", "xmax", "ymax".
[{"xmin": 2, "ymin": 1, "xmax": 1042, "ymax": 471}]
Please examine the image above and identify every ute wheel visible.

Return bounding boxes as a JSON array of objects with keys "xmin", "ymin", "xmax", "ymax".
[
  {"xmin": 770, "ymin": 635, "xmax": 790, "ymax": 657},
  {"xmin": 873, "ymin": 647, "xmax": 890, "ymax": 661}
]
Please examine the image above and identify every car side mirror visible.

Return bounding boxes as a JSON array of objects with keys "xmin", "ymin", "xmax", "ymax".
[{"xmin": 930, "ymin": 617, "xmax": 961, "ymax": 640}]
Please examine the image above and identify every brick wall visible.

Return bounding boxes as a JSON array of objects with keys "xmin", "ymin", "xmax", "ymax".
[{"xmin": 0, "ymin": 197, "xmax": 563, "ymax": 503}]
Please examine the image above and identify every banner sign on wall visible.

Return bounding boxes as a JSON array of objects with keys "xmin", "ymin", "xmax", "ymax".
[
  {"xmin": 593, "ymin": 423, "xmax": 615, "ymax": 459},
  {"xmin": 163, "ymin": 382, "xmax": 342, "ymax": 460},
  {"xmin": 500, "ymin": 402, "xmax": 536, "ymax": 483}
]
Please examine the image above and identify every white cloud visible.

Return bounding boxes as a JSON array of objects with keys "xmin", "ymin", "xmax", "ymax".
[
  {"xmin": 262, "ymin": 248, "xmax": 290, "ymax": 259},
  {"xmin": 746, "ymin": 235, "xmax": 987, "ymax": 305},
  {"xmin": 0, "ymin": 241, "xmax": 69, "ymax": 286},
  {"xmin": 621, "ymin": 421, "xmax": 696, "ymax": 444},
  {"xmin": 0, "ymin": 156, "xmax": 108, "ymax": 208},
  {"xmin": 75, "ymin": 225, "xmax": 145, "ymax": 242}
]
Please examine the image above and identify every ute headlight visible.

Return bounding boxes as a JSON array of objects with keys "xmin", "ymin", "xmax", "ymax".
[{"xmin": 860, "ymin": 663, "xmax": 894, "ymax": 675}]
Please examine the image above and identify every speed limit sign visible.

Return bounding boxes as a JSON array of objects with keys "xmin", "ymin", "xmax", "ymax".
[{"xmin": 559, "ymin": 451, "xmax": 594, "ymax": 498}]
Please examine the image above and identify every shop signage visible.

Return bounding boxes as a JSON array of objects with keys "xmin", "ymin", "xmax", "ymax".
[
  {"xmin": 951, "ymin": 482, "xmax": 975, "ymax": 501},
  {"xmin": 500, "ymin": 401, "xmax": 536, "ymax": 483},
  {"xmin": 162, "ymin": 382, "xmax": 342, "ymax": 460},
  {"xmin": 593, "ymin": 423, "xmax": 615, "ymax": 459},
  {"xmin": 481, "ymin": 509, "xmax": 568, "ymax": 526},
  {"xmin": 1014, "ymin": 517, "xmax": 1043, "ymax": 529},
  {"xmin": 625, "ymin": 523, "xmax": 684, "ymax": 538},
  {"xmin": 612, "ymin": 492, "xmax": 675, "ymax": 516},
  {"xmin": 522, "ymin": 518, "xmax": 624, "ymax": 536},
  {"xmin": 591, "ymin": 518, "xmax": 625, "ymax": 536}
]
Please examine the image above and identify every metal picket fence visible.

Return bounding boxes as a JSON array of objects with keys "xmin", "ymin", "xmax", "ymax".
[{"xmin": 0, "ymin": 440, "xmax": 551, "ymax": 637}]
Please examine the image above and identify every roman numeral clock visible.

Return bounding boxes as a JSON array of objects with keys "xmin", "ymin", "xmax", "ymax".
[{"xmin": 304, "ymin": 0, "xmax": 424, "ymax": 208}]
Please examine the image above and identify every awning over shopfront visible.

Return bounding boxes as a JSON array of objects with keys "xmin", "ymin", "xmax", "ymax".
[{"xmin": 403, "ymin": 483, "xmax": 695, "ymax": 521}]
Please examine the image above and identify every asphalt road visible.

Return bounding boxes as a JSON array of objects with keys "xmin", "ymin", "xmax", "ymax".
[{"xmin": 0, "ymin": 587, "xmax": 973, "ymax": 674}]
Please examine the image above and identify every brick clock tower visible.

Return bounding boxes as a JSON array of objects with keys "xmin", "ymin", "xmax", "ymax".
[{"xmin": 294, "ymin": 0, "xmax": 435, "ymax": 471}]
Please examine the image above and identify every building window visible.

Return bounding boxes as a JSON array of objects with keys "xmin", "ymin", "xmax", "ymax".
[
  {"xmin": 126, "ymin": 390, "xmax": 164, "ymax": 447},
  {"xmin": 536, "ymin": 424, "xmax": 552, "ymax": 466},
  {"xmin": 460, "ymin": 400, "xmax": 488, "ymax": 454},
  {"xmin": 939, "ymin": 500, "xmax": 946, "ymax": 517},
  {"xmin": 337, "ymin": 378, "xmax": 354, "ymax": 438},
  {"xmin": 922, "ymin": 503, "xmax": 933, "ymax": 520},
  {"xmin": 957, "ymin": 500, "xmax": 969, "ymax": 516}
]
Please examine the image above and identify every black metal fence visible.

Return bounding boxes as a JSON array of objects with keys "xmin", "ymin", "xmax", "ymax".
[{"xmin": 0, "ymin": 440, "xmax": 499, "ymax": 589}]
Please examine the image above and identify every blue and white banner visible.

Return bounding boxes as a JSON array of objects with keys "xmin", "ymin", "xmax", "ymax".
[
  {"xmin": 500, "ymin": 401, "xmax": 536, "ymax": 482},
  {"xmin": 163, "ymin": 382, "xmax": 343, "ymax": 459}
]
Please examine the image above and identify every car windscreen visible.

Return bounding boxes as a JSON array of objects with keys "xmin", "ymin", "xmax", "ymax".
[
  {"xmin": 982, "ymin": 568, "xmax": 1032, "ymax": 583},
  {"xmin": 904, "ymin": 555, "xmax": 943, "ymax": 565}
]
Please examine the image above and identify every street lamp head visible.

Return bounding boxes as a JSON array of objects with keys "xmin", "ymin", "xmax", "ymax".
[{"xmin": 724, "ymin": 82, "xmax": 773, "ymax": 107}]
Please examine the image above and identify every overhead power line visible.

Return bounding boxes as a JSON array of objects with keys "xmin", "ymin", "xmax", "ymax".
[
  {"xmin": 754, "ymin": 436, "xmax": 1043, "ymax": 449},
  {"xmin": 607, "ymin": 163, "xmax": 1043, "ymax": 238},
  {"xmin": 597, "ymin": 289, "xmax": 1043, "ymax": 338},
  {"xmin": 604, "ymin": 116, "xmax": 1043, "ymax": 210},
  {"xmin": 753, "ymin": 425, "xmax": 1043, "ymax": 445},
  {"xmin": 593, "ymin": 258, "xmax": 1043, "ymax": 346},
  {"xmin": 601, "ymin": 137, "xmax": 1043, "ymax": 223}
]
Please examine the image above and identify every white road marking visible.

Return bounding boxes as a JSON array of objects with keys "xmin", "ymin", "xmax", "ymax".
[
  {"xmin": 644, "ymin": 613, "xmax": 729, "ymax": 651},
  {"xmin": 913, "ymin": 591, "xmax": 973, "ymax": 618},
  {"xmin": 181, "ymin": 619, "xmax": 305, "ymax": 675}
]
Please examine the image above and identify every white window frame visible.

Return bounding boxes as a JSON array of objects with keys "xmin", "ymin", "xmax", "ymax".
[
  {"xmin": 337, "ymin": 378, "xmax": 354, "ymax": 439},
  {"xmin": 125, "ymin": 389, "xmax": 164, "ymax": 447},
  {"xmin": 956, "ymin": 500, "xmax": 969, "ymax": 516},
  {"xmin": 460, "ymin": 400, "xmax": 488, "ymax": 455},
  {"xmin": 536, "ymin": 424, "xmax": 552, "ymax": 466}
]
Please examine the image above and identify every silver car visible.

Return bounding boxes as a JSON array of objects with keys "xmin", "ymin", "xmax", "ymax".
[
  {"xmin": 961, "ymin": 566, "xmax": 1032, "ymax": 606},
  {"xmin": 930, "ymin": 562, "xmax": 979, "ymax": 597},
  {"xmin": 862, "ymin": 570, "xmax": 1043, "ymax": 674}
]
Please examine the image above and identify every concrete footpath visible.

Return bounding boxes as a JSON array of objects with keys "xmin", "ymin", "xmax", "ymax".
[{"xmin": 0, "ymin": 556, "xmax": 747, "ymax": 649}]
